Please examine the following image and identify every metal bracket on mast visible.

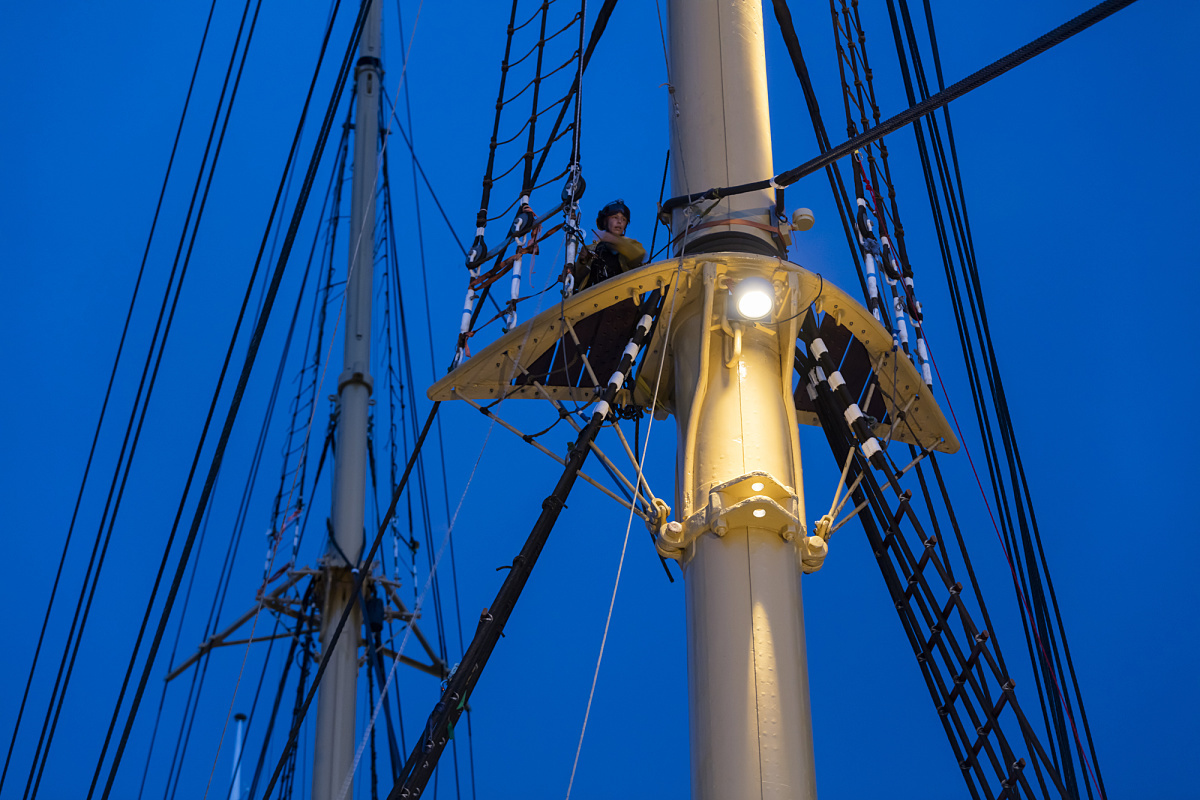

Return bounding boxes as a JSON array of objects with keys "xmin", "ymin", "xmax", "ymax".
[
  {"xmin": 654, "ymin": 470, "xmax": 829, "ymax": 572},
  {"xmin": 656, "ymin": 471, "xmax": 803, "ymax": 556}
]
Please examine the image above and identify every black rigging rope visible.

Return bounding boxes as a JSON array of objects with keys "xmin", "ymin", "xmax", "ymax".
[
  {"xmin": 764, "ymin": 2, "xmax": 1118, "ymax": 795},
  {"xmin": 242, "ymin": 587, "xmax": 315, "ymax": 800},
  {"xmin": 379, "ymin": 121, "xmax": 465, "ymax": 800},
  {"xmin": 380, "ymin": 88, "xmax": 465, "ymax": 255},
  {"xmin": 0, "ymin": 1, "xmax": 220, "ymax": 794},
  {"xmin": 257, "ymin": 402, "xmax": 443, "ymax": 800},
  {"xmin": 381, "ymin": 21, "xmax": 478, "ymax": 780},
  {"xmin": 880, "ymin": 2, "xmax": 1108, "ymax": 796},
  {"xmin": 82, "ymin": 0, "xmax": 273, "ymax": 793},
  {"xmin": 89, "ymin": 1, "xmax": 373, "ymax": 795},
  {"xmin": 662, "ymin": 0, "xmax": 1141, "ymax": 215},
  {"xmin": 521, "ymin": 0, "xmax": 552, "ymax": 196},
  {"xmin": 528, "ymin": 0, "xmax": 617, "ymax": 188},
  {"xmin": 769, "ymin": 0, "xmax": 869, "ymax": 303},
  {"xmin": 387, "ymin": 297, "xmax": 661, "ymax": 800},
  {"xmin": 797, "ymin": 330, "xmax": 1072, "ymax": 798},
  {"xmin": 22, "ymin": 1, "xmax": 262, "ymax": 795},
  {"xmin": 475, "ymin": 0, "xmax": 521, "ymax": 230},
  {"xmin": 139, "ymin": 114, "xmax": 348, "ymax": 800}
]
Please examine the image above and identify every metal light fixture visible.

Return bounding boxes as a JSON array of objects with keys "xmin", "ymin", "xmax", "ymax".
[{"xmin": 732, "ymin": 276, "xmax": 775, "ymax": 320}]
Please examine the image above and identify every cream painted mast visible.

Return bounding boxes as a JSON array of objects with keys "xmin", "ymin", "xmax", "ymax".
[{"xmin": 665, "ymin": 1, "xmax": 817, "ymax": 796}]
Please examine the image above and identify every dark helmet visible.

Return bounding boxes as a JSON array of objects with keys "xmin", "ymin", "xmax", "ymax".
[{"xmin": 596, "ymin": 199, "xmax": 631, "ymax": 231}]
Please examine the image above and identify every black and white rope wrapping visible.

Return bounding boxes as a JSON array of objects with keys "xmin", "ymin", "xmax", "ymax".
[
  {"xmin": 805, "ymin": 331, "xmax": 886, "ymax": 470},
  {"xmin": 590, "ymin": 313, "xmax": 654, "ymax": 423},
  {"xmin": 454, "ymin": 266, "xmax": 481, "ymax": 368},
  {"xmin": 895, "ymin": 256, "xmax": 932, "ymax": 385},
  {"xmin": 855, "ymin": 200, "xmax": 885, "ymax": 323},
  {"xmin": 888, "ymin": 275, "xmax": 909, "ymax": 354}
]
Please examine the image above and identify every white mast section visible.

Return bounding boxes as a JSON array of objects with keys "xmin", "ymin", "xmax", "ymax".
[
  {"xmin": 313, "ymin": 1, "xmax": 382, "ymax": 798},
  {"xmin": 667, "ymin": 2, "xmax": 818, "ymax": 798}
]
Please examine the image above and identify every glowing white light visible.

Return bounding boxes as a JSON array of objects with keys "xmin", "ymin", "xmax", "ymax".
[
  {"xmin": 751, "ymin": 482, "xmax": 765, "ymax": 492},
  {"xmin": 753, "ymin": 508, "xmax": 767, "ymax": 518},
  {"xmin": 734, "ymin": 276, "xmax": 775, "ymax": 320}
]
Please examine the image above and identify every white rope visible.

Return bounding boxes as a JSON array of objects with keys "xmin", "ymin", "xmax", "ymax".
[{"xmin": 564, "ymin": 265, "xmax": 685, "ymax": 798}]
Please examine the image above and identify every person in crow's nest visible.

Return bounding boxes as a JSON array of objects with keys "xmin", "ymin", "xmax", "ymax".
[
  {"xmin": 577, "ymin": 198, "xmax": 645, "ymax": 290},
  {"xmin": 523, "ymin": 200, "xmax": 648, "ymax": 391}
]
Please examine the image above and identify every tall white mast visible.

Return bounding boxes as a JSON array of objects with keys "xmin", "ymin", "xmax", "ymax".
[
  {"xmin": 667, "ymin": 2, "xmax": 818, "ymax": 798},
  {"xmin": 312, "ymin": 1, "xmax": 382, "ymax": 798}
]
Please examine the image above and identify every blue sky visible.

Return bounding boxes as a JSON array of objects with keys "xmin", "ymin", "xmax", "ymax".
[{"xmin": 2, "ymin": 1, "xmax": 1198, "ymax": 799}]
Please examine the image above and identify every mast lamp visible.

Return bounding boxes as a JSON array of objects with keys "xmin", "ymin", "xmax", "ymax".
[{"xmin": 731, "ymin": 275, "xmax": 775, "ymax": 320}]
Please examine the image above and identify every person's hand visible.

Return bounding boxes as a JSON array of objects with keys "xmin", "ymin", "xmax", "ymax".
[{"xmin": 592, "ymin": 228, "xmax": 614, "ymax": 244}]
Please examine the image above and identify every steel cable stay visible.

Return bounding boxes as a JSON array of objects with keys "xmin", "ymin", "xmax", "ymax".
[
  {"xmin": 660, "ymin": 0, "xmax": 1140, "ymax": 217},
  {"xmin": 0, "ymin": 3, "xmax": 222, "ymax": 791},
  {"xmin": 82, "ymin": 1, "xmax": 378, "ymax": 795},
  {"xmin": 136, "ymin": 116, "xmax": 351, "ymax": 800},
  {"xmin": 385, "ymin": 296, "xmax": 662, "ymax": 800},
  {"xmin": 880, "ymin": 2, "xmax": 1106, "ymax": 796},
  {"xmin": 794, "ymin": 320, "xmax": 1072, "ymax": 799},
  {"xmin": 21, "ymin": 0, "xmax": 266, "ymax": 794},
  {"xmin": 253, "ymin": 214, "xmax": 561, "ymax": 798}
]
